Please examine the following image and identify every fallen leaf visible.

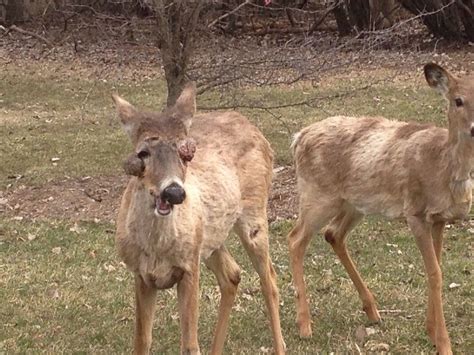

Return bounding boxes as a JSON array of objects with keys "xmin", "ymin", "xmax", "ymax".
[
  {"xmin": 365, "ymin": 341, "xmax": 390, "ymax": 352},
  {"xmin": 366, "ymin": 327, "xmax": 378, "ymax": 336},
  {"xmin": 355, "ymin": 325, "xmax": 367, "ymax": 344},
  {"xmin": 52, "ymin": 247, "xmax": 61, "ymax": 254},
  {"xmin": 449, "ymin": 282, "xmax": 461, "ymax": 289},
  {"xmin": 47, "ymin": 288, "xmax": 60, "ymax": 299},
  {"xmin": 104, "ymin": 264, "xmax": 116, "ymax": 272},
  {"xmin": 69, "ymin": 223, "xmax": 83, "ymax": 234}
]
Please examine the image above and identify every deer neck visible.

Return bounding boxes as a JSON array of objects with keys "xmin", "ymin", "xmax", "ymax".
[{"xmin": 447, "ymin": 130, "xmax": 474, "ymax": 183}]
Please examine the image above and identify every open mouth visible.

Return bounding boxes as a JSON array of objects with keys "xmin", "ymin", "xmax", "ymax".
[{"xmin": 155, "ymin": 197, "xmax": 172, "ymax": 216}]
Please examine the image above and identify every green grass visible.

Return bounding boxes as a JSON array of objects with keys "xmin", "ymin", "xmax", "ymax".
[
  {"xmin": 1, "ymin": 218, "xmax": 472, "ymax": 353},
  {"xmin": 0, "ymin": 63, "xmax": 472, "ymax": 353}
]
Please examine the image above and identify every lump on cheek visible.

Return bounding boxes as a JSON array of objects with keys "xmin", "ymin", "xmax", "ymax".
[
  {"xmin": 123, "ymin": 154, "xmax": 145, "ymax": 176},
  {"xmin": 178, "ymin": 139, "xmax": 196, "ymax": 162}
]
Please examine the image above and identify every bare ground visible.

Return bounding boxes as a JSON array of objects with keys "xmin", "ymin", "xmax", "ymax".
[{"xmin": 0, "ymin": 167, "xmax": 298, "ymax": 223}]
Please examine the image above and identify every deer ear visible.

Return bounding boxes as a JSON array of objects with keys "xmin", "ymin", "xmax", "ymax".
[
  {"xmin": 112, "ymin": 94, "xmax": 139, "ymax": 138},
  {"xmin": 173, "ymin": 82, "xmax": 196, "ymax": 133},
  {"xmin": 424, "ymin": 63, "xmax": 452, "ymax": 95}
]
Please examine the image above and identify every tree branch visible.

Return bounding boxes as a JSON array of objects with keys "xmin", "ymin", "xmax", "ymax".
[{"xmin": 8, "ymin": 25, "xmax": 53, "ymax": 47}]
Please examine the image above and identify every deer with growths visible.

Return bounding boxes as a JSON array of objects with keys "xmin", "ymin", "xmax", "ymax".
[
  {"xmin": 288, "ymin": 63, "xmax": 473, "ymax": 355},
  {"xmin": 113, "ymin": 83, "xmax": 285, "ymax": 355}
]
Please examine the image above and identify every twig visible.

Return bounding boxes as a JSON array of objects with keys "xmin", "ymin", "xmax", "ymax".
[
  {"xmin": 8, "ymin": 25, "xmax": 53, "ymax": 47},
  {"xmin": 82, "ymin": 189, "xmax": 102, "ymax": 203},
  {"xmin": 309, "ymin": 1, "xmax": 341, "ymax": 34},
  {"xmin": 208, "ymin": 0, "xmax": 252, "ymax": 28},
  {"xmin": 198, "ymin": 80, "xmax": 383, "ymax": 111}
]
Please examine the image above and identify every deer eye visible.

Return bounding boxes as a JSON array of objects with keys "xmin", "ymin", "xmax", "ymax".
[
  {"xmin": 137, "ymin": 149, "xmax": 150, "ymax": 159},
  {"xmin": 455, "ymin": 98, "xmax": 464, "ymax": 107}
]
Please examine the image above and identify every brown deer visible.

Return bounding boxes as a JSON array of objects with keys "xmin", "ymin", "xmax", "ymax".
[
  {"xmin": 113, "ymin": 83, "xmax": 285, "ymax": 355},
  {"xmin": 287, "ymin": 63, "xmax": 473, "ymax": 355}
]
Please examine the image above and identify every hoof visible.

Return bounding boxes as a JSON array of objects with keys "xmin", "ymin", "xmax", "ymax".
[
  {"xmin": 298, "ymin": 322, "xmax": 312, "ymax": 338},
  {"xmin": 367, "ymin": 318, "xmax": 383, "ymax": 326}
]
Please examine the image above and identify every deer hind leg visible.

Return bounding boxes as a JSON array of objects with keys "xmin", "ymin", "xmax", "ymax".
[
  {"xmin": 408, "ymin": 217, "xmax": 452, "ymax": 355},
  {"xmin": 204, "ymin": 247, "xmax": 241, "ymax": 355},
  {"xmin": 234, "ymin": 215, "xmax": 286, "ymax": 355},
  {"xmin": 324, "ymin": 206, "xmax": 381, "ymax": 323},
  {"xmin": 287, "ymin": 202, "xmax": 338, "ymax": 337},
  {"xmin": 134, "ymin": 275, "xmax": 158, "ymax": 355}
]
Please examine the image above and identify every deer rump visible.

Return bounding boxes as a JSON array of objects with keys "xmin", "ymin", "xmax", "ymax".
[{"xmin": 293, "ymin": 115, "xmax": 472, "ymax": 222}]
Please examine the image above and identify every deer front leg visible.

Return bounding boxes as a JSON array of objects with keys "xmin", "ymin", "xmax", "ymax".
[
  {"xmin": 177, "ymin": 261, "xmax": 201, "ymax": 355},
  {"xmin": 134, "ymin": 275, "xmax": 158, "ymax": 355},
  {"xmin": 426, "ymin": 221, "xmax": 446, "ymax": 344},
  {"xmin": 407, "ymin": 217, "xmax": 452, "ymax": 355}
]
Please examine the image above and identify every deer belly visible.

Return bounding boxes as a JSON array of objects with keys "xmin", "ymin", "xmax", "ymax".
[
  {"xmin": 437, "ymin": 200, "xmax": 472, "ymax": 221},
  {"xmin": 352, "ymin": 193, "xmax": 404, "ymax": 219},
  {"xmin": 139, "ymin": 256, "xmax": 184, "ymax": 289}
]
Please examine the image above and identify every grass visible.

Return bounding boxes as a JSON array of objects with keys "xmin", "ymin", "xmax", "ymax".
[
  {"xmin": 1, "ymin": 62, "xmax": 472, "ymax": 353},
  {"xmin": 1, "ymin": 218, "xmax": 472, "ymax": 353}
]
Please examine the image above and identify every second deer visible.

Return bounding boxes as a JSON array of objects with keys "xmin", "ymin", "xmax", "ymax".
[{"xmin": 288, "ymin": 63, "xmax": 473, "ymax": 355}]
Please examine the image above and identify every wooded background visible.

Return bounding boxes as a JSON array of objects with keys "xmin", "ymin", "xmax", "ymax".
[{"xmin": 2, "ymin": 0, "xmax": 473, "ymax": 104}]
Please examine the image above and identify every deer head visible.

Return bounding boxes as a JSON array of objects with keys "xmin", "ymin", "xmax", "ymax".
[
  {"xmin": 424, "ymin": 63, "xmax": 474, "ymax": 141},
  {"xmin": 113, "ymin": 83, "xmax": 197, "ymax": 216}
]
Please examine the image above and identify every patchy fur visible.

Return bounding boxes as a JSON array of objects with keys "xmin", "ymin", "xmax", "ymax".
[{"xmin": 288, "ymin": 64, "xmax": 474, "ymax": 355}]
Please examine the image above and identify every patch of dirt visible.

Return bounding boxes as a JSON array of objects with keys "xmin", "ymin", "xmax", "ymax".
[
  {"xmin": 1, "ymin": 176, "xmax": 128, "ymax": 223},
  {"xmin": 0, "ymin": 167, "xmax": 298, "ymax": 223},
  {"xmin": 268, "ymin": 167, "xmax": 298, "ymax": 222}
]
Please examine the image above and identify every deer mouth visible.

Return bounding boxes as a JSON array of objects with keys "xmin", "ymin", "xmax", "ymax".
[{"xmin": 155, "ymin": 197, "xmax": 172, "ymax": 216}]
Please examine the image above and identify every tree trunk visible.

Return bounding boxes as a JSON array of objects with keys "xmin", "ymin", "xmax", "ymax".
[
  {"xmin": 5, "ymin": 0, "xmax": 26, "ymax": 23},
  {"xmin": 400, "ymin": 0, "xmax": 473, "ymax": 41},
  {"xmin": 154, "ymin": 0, "xmax": 203, "ymax": 107},
  {"xmin": 332, "ymin": 1, "xmax": 352, "ymax": 35},
  {"xmin": 345, "ymin": 0, "xmax": 371, "ymax": 31}
]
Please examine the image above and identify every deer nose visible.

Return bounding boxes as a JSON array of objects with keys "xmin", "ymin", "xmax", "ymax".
[{"xmin": 161, "ymin": 183, "xmax": 186, "ymax": 205}]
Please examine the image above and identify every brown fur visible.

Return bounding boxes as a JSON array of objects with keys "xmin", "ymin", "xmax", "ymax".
[
  {"xmin": 113, "ymin": 85, "xmax": 285, "ymax": 355},
  {"xmin": 393, "ymin": 122, "xmax": 434, "ymax": 139},
  {"xmin": 288, "ymin": 64, "xmax": 474, "ymax": 355}
]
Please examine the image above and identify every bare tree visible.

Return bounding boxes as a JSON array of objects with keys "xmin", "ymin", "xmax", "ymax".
[
  {"xmin": 149, "ymin": 0, "xmax": 204, "ymax": 107},
  {"xmin": 400, "ymin": 0, "xmax": 474, "ymax": 41}
]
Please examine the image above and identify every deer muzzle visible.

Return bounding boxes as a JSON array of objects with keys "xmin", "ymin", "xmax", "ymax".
[{"xmin": 154, "ymin": 182, "xmax": 186, "ymax": 217}]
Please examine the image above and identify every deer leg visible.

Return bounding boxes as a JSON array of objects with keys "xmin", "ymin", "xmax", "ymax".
[
  {"xmin": 324, "ymin": 208, "xmax": 380, "ymax": 322},
  {"xmin": 204, "ymin": 247, "xmax": 241, "ymax": 355},
  {"xmin": 235, "ymin": 219, "xmax": 286, "ymax": 354},
  {"xmin": 426, "ymin": 221, "xmax": 446, "ymax": 344},
  {"xmin": 287, "ymin": 205, "xmax": 335, "ymax": 337},
  {"xmin": 134, "ymin": 275, "xmax": 158, "ymax": 355},
  {"xmin": 177, "ymin": 258, "xmax": 201, "ymax": 355},
  {"xmin": 407, "ymin": 216, "xmax": 452, "ymax": 355}
]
